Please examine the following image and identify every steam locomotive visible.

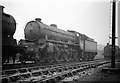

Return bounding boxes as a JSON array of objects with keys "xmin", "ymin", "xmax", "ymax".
[
  {"xmin": 18, "ymin": 18, "xmax": 97, "ymax": 63},
  {"xmin": 1, "ymin": 5, "xmax": 97, "ymax": 64},
  {"xmin": 1, "ymin": 5, "xmax": 26, "ymax": 64},
  {"xmin": 103, "ymin": 43, "xmax": 120, "ymax": 60}
]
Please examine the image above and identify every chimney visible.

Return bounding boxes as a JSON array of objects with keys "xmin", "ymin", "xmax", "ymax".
[
  {"xmin": 0, "ymin": 5, "xmax": 4, "ymax": 13},
  {"xmin": 35, "ymin": 18, "xmax": 41, "ymax": 22}
]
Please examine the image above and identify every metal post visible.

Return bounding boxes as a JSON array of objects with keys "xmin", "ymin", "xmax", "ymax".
[{"xmin": 111, "ymin": 0, "xmax": 116, "ymax": 68}]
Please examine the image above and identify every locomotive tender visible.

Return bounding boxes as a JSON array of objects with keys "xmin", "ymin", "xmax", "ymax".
[{"xmin": 19, "ymin": 18, "xmax": 97, "ymax": 63}]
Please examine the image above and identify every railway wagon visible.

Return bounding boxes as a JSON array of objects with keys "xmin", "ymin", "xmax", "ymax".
[{"xmin": 19, "ymin": 18, "xmax": 97, "ymax": 63}]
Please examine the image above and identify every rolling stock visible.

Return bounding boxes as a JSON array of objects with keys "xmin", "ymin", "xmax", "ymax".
[
  {"xmin": 1, "ymin": 5, "xmax": 26, "ymax": 64},
  {"xmin": 103, "ymin": 43, "xmax": 120, "ymax": 59},
  {"xmin": 1, "ymin": 5, "xmax": 17, "ymax": 64},
  {"xmin": 1, "ymin": 5, "xmax": 97, "ymax": 64},
  {"xmin": 19, "ymin": 18, "xmax": 97, "ymax": 63}
]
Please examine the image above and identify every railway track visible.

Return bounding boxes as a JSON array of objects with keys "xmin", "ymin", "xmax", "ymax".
[
  {"xmin": 2, "ymin": 59, "xmax": 101, "ymax": 70},
  {"xmin": 1, "ymin": 59, "xmax": 111, "ymax": 83},
  {"xmin": 2, "ymin": 60, "xmax": 85, "ymax": 70}
]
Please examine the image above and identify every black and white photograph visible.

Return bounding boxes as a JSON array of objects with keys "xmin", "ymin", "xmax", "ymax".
[{"xmin": 0, "ymin": 0, "xmax": 120, "ymax": 83}]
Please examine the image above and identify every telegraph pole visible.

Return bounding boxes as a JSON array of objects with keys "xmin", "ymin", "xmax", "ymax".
[{"xmin": 111, "ymin": 0, "xmax": 117, "ymax": 68}]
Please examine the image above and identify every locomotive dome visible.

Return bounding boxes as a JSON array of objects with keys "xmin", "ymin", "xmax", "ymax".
[{"xmin": 24, "ymin": 20, "xmax": 41, "ymax": 41}]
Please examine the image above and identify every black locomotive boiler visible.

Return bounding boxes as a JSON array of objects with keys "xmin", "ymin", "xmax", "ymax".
[{"xmin": 19, "ymin": 18, "xmax": 97, "ymax": 63}]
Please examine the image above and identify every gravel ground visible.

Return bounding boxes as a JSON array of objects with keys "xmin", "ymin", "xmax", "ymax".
[
  {"xmin": 59, "ymin": 62, "xmax": 120, "ymax": 83},
  {"xmin": 77, "ymin": 62, "xmax": 120, "ymax": 83}
]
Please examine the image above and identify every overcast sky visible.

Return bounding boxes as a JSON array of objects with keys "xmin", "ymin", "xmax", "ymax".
[{"xmin": 0, "ymin": 0, "xmax": 119, "ymax": 45}]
